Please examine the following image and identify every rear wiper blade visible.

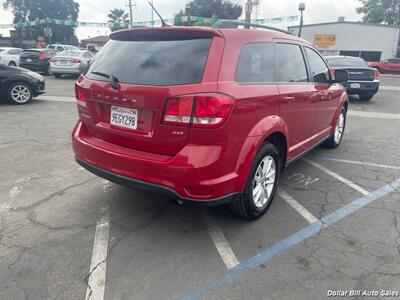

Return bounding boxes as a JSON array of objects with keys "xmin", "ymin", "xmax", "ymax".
[{"xmin": 91, "ymin": 71, "xmax": 120, "ymax": 90}]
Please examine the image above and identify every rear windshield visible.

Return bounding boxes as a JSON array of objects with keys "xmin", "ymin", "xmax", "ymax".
[
  {"xmin": 326, "ymin": 57, "xmax": 369, "ymax": 68},
  {"xmin": 58, "ymin": 51, "xmax": 82, "ymax": 57},
  {"xmin": 86, "ymin": 38, "xmax": 212, "ymax": 86}
]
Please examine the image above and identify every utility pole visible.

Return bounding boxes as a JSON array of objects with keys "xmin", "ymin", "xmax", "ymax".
[
  {"xmin": 244, "ymin": 0, "xmax": 253, "ymax": 28},
  {"xmin": 128, "ymin": 0, "xmax": 134, "ymax": 27},
  {"xmin": 298, "ymin": 3, "xmax": 305, "ymax": 37},
  {"xmin": 151, "ymin": 0, "xmax": 154, "ymax": 27}
]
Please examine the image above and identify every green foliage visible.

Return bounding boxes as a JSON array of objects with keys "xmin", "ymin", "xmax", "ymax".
[
  {"xmin": 3, "ymin": 0, "xmax": 80, "ymax": 44},
  {"xmin": 107, "ymin": 8, "xmax": 130, "ymax": 32},
  {"xmin": 178, "ymin": 0, "xmax": 243, "ymax": 20},
  {"xmin": 356, "ymin": 0, "xmax": 400, "ymax": 26}
]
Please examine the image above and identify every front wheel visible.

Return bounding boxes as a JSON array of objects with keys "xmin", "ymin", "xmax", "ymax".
[
  {"xmin": 8, "ymin": 82, "xmax": 33, "ymax": 105},
  {"xmin": 322, "ymin": 106, "xmax": 346, "ymax": 148},
  {"xmin": 229, "ymin": 143, "xmax": 280, "ymax": 220},
  {"xmin": 8, "ymin": 61, "xmax": 17, "ymax": 67}
]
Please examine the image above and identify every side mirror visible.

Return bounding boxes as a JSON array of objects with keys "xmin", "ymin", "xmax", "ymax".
[{"xmin": 334, "ymin": 69, "xmax": 348, "ymax": 83}]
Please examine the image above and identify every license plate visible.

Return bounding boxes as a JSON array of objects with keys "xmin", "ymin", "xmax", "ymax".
[
  {"xmin": 110, "ymin": 106, "xmax": 138, "ymax": 130},
  {"xmin": 26, "ymin": 58, "xmax": 32, "ymax": 62},
  {"xmin": 350, "ymin": 83, "xmax": 361, "ymax": 89},
  {"xmin": 58, "ymin": 60, "xmax": 69, "ymax": 65}
]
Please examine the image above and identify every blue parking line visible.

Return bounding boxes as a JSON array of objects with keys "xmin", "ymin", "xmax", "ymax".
[
  {"xmin": 180, "ymin": 179, "xmax": 400, "ymax": 300},
  {"xmin": 316, "ymin": 157, "xmax": 400, "ymax": 171}
]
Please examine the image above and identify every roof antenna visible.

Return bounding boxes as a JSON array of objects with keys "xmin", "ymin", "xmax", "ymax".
[{"xmin": 147, "ymin": 1, "xmax": 169, "ymax": 27}]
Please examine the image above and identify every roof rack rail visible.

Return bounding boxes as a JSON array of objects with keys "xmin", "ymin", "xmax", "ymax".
[{"xmin": 212, "ymin": 20, "xmax": 293, "ymax": 35}]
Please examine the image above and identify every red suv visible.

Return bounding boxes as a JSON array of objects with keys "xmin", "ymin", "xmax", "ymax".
[{"xmin": 72, "ymin": 21, "xmax": 349, "ymax": 219}]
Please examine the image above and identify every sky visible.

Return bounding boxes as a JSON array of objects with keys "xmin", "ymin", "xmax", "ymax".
[{"xmin": 0, "ymin": 0, "xmax": 363, "ymax": 40}]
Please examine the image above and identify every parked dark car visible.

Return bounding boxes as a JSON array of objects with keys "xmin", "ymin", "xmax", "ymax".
[
  {"xmin": 73, "ymin": 23, "xmax": 349, "ymax": 220},
  {"xmin": 0, "ymin": 64, "xmax": 45, "ymax": 104},
  {"xmin": 326, "ymin": 56, "xmax": 380, "ymax": 101},
  {"xmin": 19, "ymin": 49, "xmax": 57, "ymax": 75}
]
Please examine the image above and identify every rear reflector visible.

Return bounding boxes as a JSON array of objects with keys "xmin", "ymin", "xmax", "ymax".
[
  {"xmin": 39, "ymin": 53, "xmax": 47, "ymax": 60},
  {"xmin": 75, "ymin": 83, "xmax": 89, "ymax": 108},
  {"xmin": 162, "ymin": 93, "xmax": 234, "ymax": 128},
  {"xmin": 71, "ymin": 58, "xmax": 81, "ymax": 63},
  {"xmin": 374, "ymin": 70, "xmax": 381, "ymax": 80}
]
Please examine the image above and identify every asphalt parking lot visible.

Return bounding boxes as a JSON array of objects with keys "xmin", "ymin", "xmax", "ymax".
[{"xmin": 1, "ymin": 75, "xmax": 399, "ymax": 300}]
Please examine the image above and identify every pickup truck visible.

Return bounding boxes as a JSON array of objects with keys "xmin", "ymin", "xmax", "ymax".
[{"xmin": 368, "ymin": 58, "xmax": 400, "ymax": 74}]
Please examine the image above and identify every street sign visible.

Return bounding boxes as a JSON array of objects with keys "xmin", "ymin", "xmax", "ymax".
[{"xmin": 313, "ymin": 34, "xmax": 336, "ymax": 48}]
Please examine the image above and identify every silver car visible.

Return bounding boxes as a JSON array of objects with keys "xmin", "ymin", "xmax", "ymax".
[{"xmin": 50, "ymin": 50, "xmax": 94, "ymax": 78}]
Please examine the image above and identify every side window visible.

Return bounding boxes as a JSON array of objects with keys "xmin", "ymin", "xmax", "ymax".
[
  {"xmin": 8, "ymin": 50, "xmax": 19, "ymax": 55},
  {"xmin": 275, "ymin": 43, "xmax": 308, "ymax": 82},
  {"xmin": 236, "ymin": 43, "xmax": 275, "ymax": 83},
  {"xmin": 56, "ymin": 46, "xmax": 63, "ymax": 52},
  {"xmin": 305, "ymin": 47, "xmax": 330, "ymax": 83}
]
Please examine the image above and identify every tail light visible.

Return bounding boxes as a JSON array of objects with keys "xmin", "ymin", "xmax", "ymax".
[
  {"xmin": 39, "ymin": 53, "xmax": 47, "ymax": 60},
  {"xmin": 71, "ymin": 58, "xmax": 81, "ymax": 63},
  {"xmin": 374, "ymin": 70, "xmax": 381, "ymax": 80},
  {"xmin": 162, "ymin": 93, "xmax": 234, "ymax": 128},
  {"xmin": 50, "ymin": 57, "xmax": 56, "ymax": 63},
  {"xmin": 75, "ymin": 83, "xmax": 89, "ymax": 108}
]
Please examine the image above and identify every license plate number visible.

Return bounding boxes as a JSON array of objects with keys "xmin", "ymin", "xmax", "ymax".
[
  {"xmin": 110, "ymin": 106, "xmax": 138, "ymax": 130},
  {"xmin": 59, "ymin": 60, "xmax": 69, "ymax": 65},
  {"xmin": 350, "ymin": 83, "xmax": 361, "ymax": 89}
]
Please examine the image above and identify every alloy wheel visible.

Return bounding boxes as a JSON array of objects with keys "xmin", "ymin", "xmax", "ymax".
[
  {"xmin": 252, "ymin": 156, "xmax": 276, "ymax": 208},
  {"xmin": 334, "ymin": 112, "xmax": 345, "ymax": 144},
  {"xmin": 10, "ymin": 84, "xmax": 31, "ymax": 104}
]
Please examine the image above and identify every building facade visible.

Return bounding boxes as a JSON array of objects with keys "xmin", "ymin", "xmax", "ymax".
[{"xmin": 289, "ymin": 21, "xmax": 400, "ymax": 61}]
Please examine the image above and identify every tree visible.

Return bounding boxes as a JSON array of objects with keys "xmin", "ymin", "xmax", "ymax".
[
  {"xmin": 107, "ymin": 8, "xmax": 130, "ymax": 31},
  {"xmin": 3, "ymin": 0, "xmax": 80, "ymax": 45},
  {"xmin": 107, "ymin": 9, "xmax": 129, "ymax": 23},
  {"xmin": 178, "ymin": 0, "xmax": 243, "ymax": 20},
  {"xmin": 356, "ymin": 0, "xmax": 400, "ymax": 26}
]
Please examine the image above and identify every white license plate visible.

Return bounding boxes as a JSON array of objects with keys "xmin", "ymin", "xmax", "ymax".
[
  {"xmin": 110, "ymin": 106, "xmax": 138, "ymax": 130},
  {"xmin": 350, "ymin": 83, "xmax": 361, "ymax": 89},
  {"xmin": 26, "ymin": 58, "xmax": 32, "ymax": 62},
  {"xmin": 58, "ymin": 60, "xmax": 69, "ymax": 65}
]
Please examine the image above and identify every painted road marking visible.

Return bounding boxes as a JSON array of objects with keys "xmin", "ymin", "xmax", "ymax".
[
  {"xmin": 304, "ymin": 159, "xmax": 369, "ymax": 196},
  {"xmin": 316, "ymin": 157, "xmax": 400, "ymax": 171},
  {"xmin": 348, "ymin": 110, "xmax": 400, "ymax": 120},
  {"xmin": 380, "ymin": 85, "xmax": 400, "ymax": 91},
  {"xmin": 85, "ymin": 206, "xmax": 109, "ymax": 300},
  {"xmin": 279, "ymin": 191, "xmax": 318, "ymax": 224},
  {"xmin": 200, "ymin": 209, "xmax": 239, "ymax": 270},
  {"xmin": 180, "ymin": 179, "xmax": 400, "ymax": 300},
  {"xmin": 36, "ymin": 95, "xmax": 75, "ymax": 102}
]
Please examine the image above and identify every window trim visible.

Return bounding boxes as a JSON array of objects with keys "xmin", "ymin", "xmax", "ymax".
[
  {"xmin": 234, "ymin": 41, "xmax": 276, "ymax": 85},
  {"xmin": 274, "ymin": 42, "xmax": 310, "ymax": 84},
  {"xmin": 303, "ymin": 46, "xmax": 332, "ymax": 84}
]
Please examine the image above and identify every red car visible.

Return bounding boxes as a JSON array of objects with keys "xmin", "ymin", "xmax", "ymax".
[
  {"xmin": 72, "ymin": 21, "xmax": 349, "ymax": 219},
  {"xmin": 369, "ymin": 58, "xmax": 400, "ymax": 74}
]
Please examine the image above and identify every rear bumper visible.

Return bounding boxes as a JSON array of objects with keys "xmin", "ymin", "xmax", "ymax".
[
  {"xmin": 20, "ymin": 62, "xmax": 49, "ymax": 73},
  {"xmin": 344, "ymin": 81, "xmax": 379, "ymax": 95},
  {"xmin": 50, "ymin": 65, "xmax": 81, "ymax": 74},
  {"xmin": 72, "ymin": 121, "xmax": 245, "ymax": 204}
]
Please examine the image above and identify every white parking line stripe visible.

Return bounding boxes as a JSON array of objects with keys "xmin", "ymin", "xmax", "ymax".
[
  {"xmin": 85, "ymin": 206, "xmax": 109, "ymax": 300},
  {"xmin": 279, "ymin": 191, "xmax": 318, "ymax": 224},
  {"xmin": 36, "ymin": 95, "xmax": 75, "ymax": 102},
  {"xmin": 316, "ymin": 157, "xmax": 400, "ymax": 171},
  {"xmin": 303, "ymin": 158, "xmax": 369, "ymax": 196},
  {"xmin": 348, "ymin": 110, "xmax": 400, "ymax": 120},
  {"xmin": 380, "ymin": 85, "xmax": 400, "ymax": 91},
  {"xmin": 200, "ymin": 209, "xmax": 239, "ymax": 270}
]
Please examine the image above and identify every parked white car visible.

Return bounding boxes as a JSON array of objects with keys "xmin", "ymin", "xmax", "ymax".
[
  {"xmin": 50, "ymin": 50, "xmax": 94, "ymax": 78},
  {"xmin": 47, "ymin": 44, "xmax": 80, "ymax": 53},
  {"xmin": 0, "ymin": 47, "xmax": 23, "ymax": 67}
]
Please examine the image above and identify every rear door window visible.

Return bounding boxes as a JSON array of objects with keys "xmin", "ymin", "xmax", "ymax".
[
  {"xmin": 86, "ymin": 38, "xmax": 212, "ymax": 86},
  {"xmin": 236, "ymin": 43, "xmax": 275, "ymax": 83},
  {"xmin": 305, "ymin": 47, "xmax": 330, "ymax": 83},
  {"xmin": 276, "ymin": 43, "xmax": 308, "ymax": 82}
]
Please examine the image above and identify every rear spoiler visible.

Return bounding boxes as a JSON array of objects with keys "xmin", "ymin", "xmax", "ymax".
[{"xmin": 110, "ymin": 26, "xmax": 224, "ymax": 41}]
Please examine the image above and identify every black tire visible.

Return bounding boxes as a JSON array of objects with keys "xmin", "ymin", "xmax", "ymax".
[
  {"xmin": 229, "ymin": 143, "xmax": 280, "ymax": 220},
  {"xmin": 359, "ymin": 93, "xmax": 374, "ymax": 101},
  {"xmin": 44, "ymin": 65, "xmax": 51, "ymax": 76},
  {"xmin": 8, "ymin": 61, "xmax": 17, "ymax": 67},
  {"xmin": 322, "ymin": 106, "xmax": 347, "ymax": 148},
  {"xmin": 8, "ymin": 82, "xmax": 33, "ymax": 105},
  {"xmin": 54, "ymin": 73, "xmax": 62, "ymax": 78}
]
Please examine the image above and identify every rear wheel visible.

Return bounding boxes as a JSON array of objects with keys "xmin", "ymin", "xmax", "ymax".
[
  {"xmin": 359, "ymin": 93, "xmax": 374, "ymax": 101},
  {"xmin": 8, "ymin": 82, "xmax": 33, "ymax": 105},
  {"xmin": 44, "ymin": 65, "xmax": 51, "ymax": 76},
  {"xmin": 54, "ymin": 73, "xmax": 62, "ymax": 78},
  {"xmin": 322, "ymin": 106, "xmax": 346, "ymax": 148},
  {"xmin": 8, "ymin": 61, "xmax": 17, "ymax": 67},
  {"xmin": 229, "ymin": 143, "xmax": 280, "ymax": 220}
]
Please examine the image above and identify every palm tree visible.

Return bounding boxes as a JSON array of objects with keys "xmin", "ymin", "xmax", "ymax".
[{"xmin": 107, "ymin": 9, "xmax": 130, "ymax": 31}]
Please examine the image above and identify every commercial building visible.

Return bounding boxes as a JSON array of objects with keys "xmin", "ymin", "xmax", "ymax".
[{"xmin": 289, "ymin": 20, "xmax": 400, "ymax": 61}]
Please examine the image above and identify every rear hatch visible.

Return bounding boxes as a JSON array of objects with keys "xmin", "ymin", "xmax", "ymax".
[
  {"xmin": 20, "ymin": 50, "xmax": 41, "ymax": 64},
  {"xmin": 77, "ymin": 27, "xmax": 221, "ymax": 156},
  {"xmin": 345, "ymin": 68, "xmax": 375, "ymax": 81}
]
